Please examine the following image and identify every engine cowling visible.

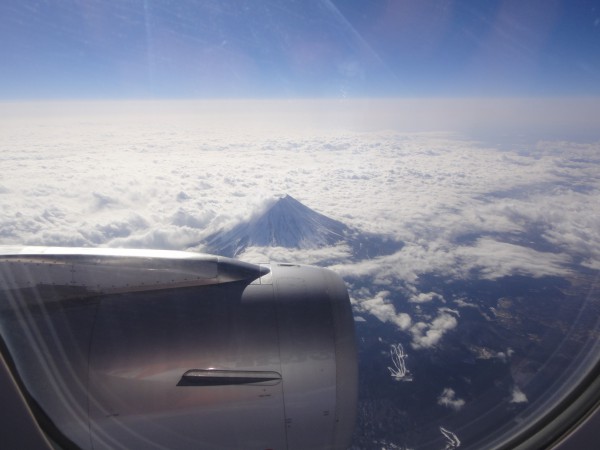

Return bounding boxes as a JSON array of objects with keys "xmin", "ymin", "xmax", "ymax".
[{"xmin": 0, "ymin": 247, "xmax": 357, "ymax": 450}]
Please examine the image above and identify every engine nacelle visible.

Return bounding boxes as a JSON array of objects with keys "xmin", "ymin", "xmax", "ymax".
[{"xmin": 0, "ymin": 247, "xmax": 357, "ymax": 450}]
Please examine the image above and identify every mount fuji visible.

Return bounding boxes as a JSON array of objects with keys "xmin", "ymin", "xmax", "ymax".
[{"xmin": 202, "ymin": 195, "xmax": 403, "ymax": 259}]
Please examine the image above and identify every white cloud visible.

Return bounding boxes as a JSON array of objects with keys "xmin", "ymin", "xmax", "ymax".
[
  {"xmin": 236, "ymin": 243, "xmax": 352, "ymax": 265},
  {"xmin": 439, "ymin": 307, "xmax": 460, "ymax": 317},
  {"xmin": 510, "ymin": 386, "xmax": 528, "ymax": 404},
  {"xmin": 456, "ymin": 238, "xmax": 572, "ymax": 279},
  {"xmin": 409, "ymin": 292, "xmax": 441, "ymax": 303},
  {"xmin": 107, "ymin": 226, "xmax": 207, "ymax": 251},
  {"xmin": 454, "ymin": 298, "xmax": 478, "ymax": 308},
  {"xmin": 437, "ymin": 388, "xmax": 465, "ymax": 411},
  {"xmin": 355, "ymin": 291, "xmax": 412, "ymax": 331},
  {"xmin": 352, "ymin": 292, "xmax": 459, "ymax": 350},
  {"xmin": 410, "ymin": 310, "xmax": 458, "ymax": 350},
  {"xmin": 170, "ymin": 208, "xmax": 215, "ymax": 229}
]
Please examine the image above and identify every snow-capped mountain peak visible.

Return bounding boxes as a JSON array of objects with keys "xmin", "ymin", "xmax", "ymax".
[{"xmin": 203, "ymin": 195, "xmax": 348, "ymax": 257}]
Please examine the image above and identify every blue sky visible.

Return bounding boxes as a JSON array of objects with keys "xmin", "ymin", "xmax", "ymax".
[{"xmin": 0, "ymin": 0, "xmax": 599, "ymax": 99}]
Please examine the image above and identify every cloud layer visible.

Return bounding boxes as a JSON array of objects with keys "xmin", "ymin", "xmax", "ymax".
[{"xmin": 1, "ymin": 100, "xmax": 598, "ymax": 352}]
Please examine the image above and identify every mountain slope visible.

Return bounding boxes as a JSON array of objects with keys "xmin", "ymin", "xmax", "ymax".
[{"xmin": 203, "ymin": 195, "xmax": 349, "ymax": 257}]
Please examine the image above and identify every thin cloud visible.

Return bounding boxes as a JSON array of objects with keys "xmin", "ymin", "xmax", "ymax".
[{"xmin": 438, "ymin": 388, "xmax": 466, "ymax": 411}]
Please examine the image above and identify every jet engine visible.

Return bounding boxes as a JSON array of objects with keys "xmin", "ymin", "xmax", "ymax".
[{"xmin": 0, "ymin": 247, "xmax": 357, "ymax": 450}]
